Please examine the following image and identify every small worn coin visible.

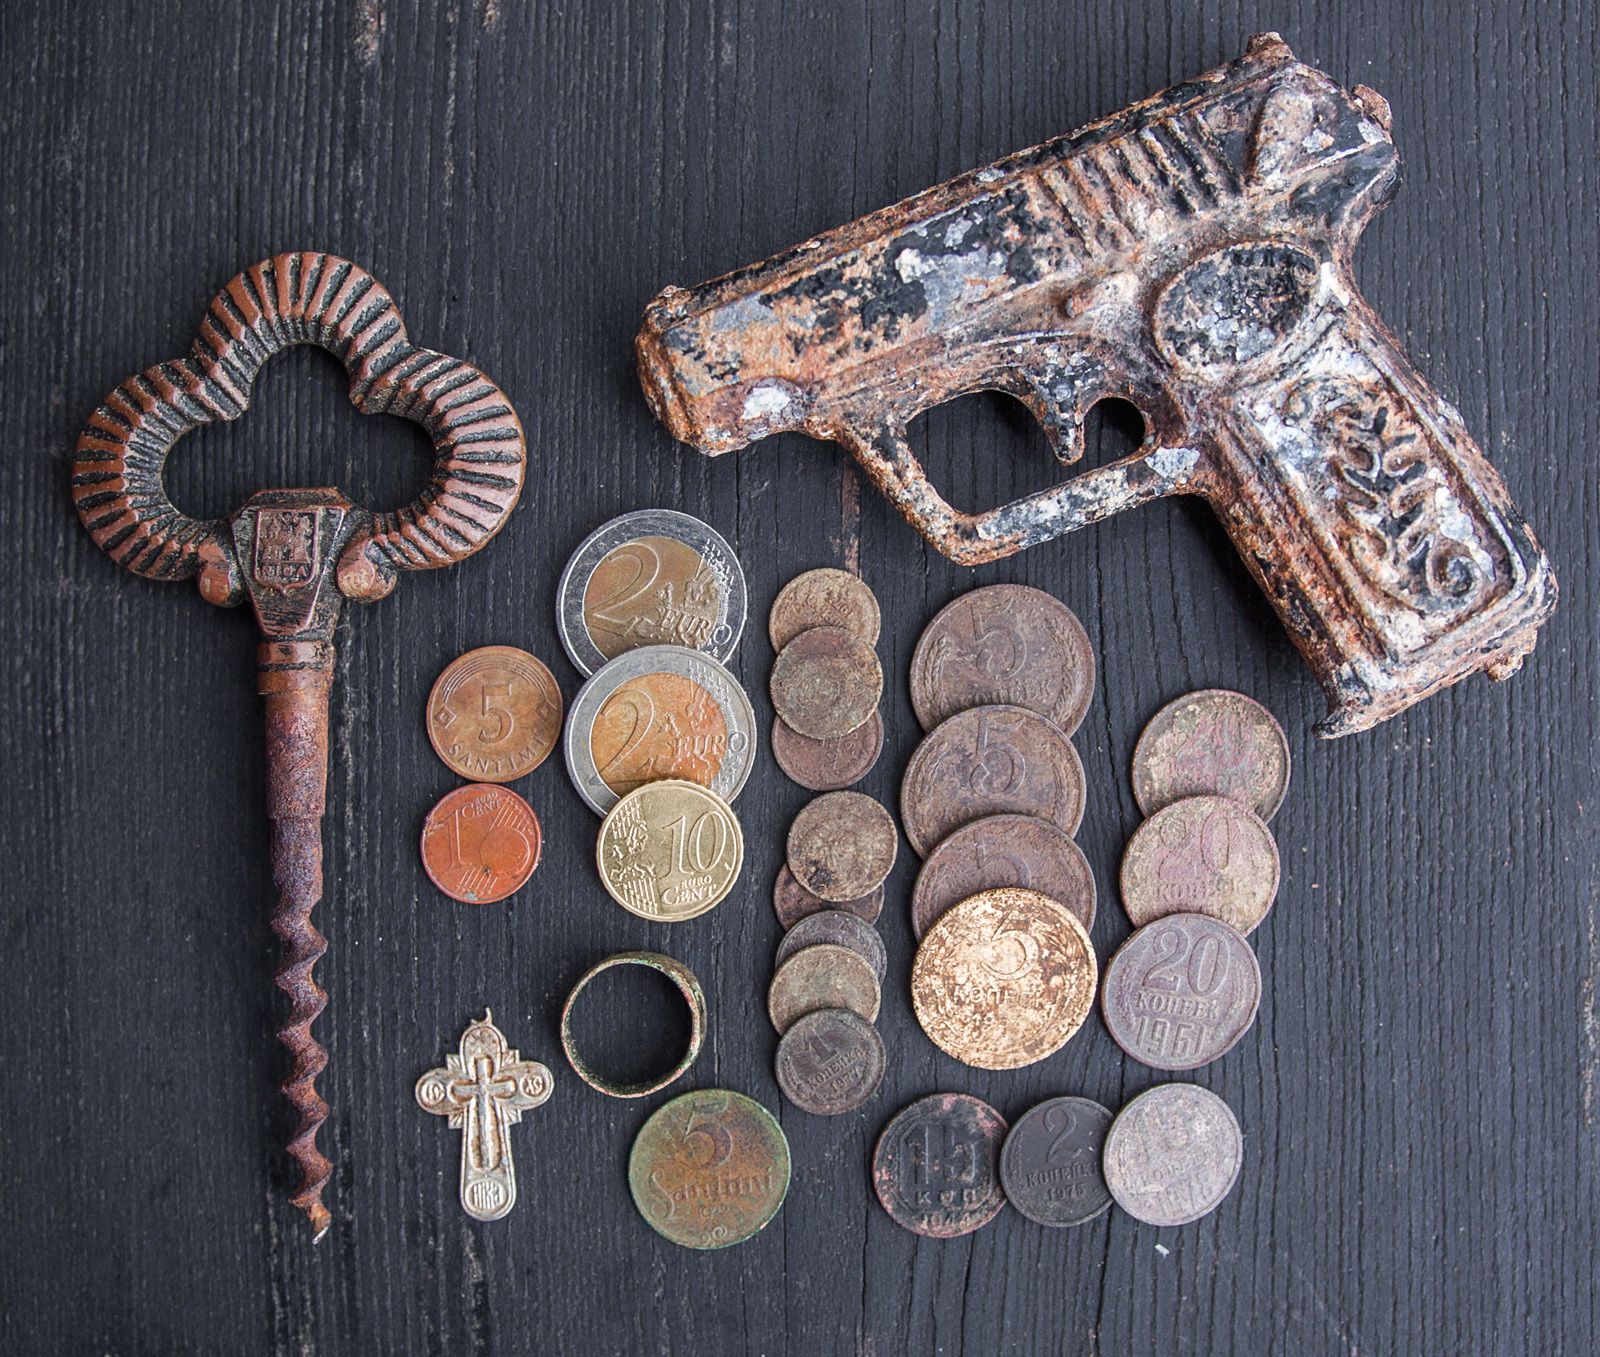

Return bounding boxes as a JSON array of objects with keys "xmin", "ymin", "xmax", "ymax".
[
  {"xmin": 999, "ymin": 1096, "xmax": 1114, "ymax": 1228},
  {"xmin": 770, "ymin": 711, "xmax": 884, "ymax": 791},
  {"xmin": 770, "ymin": 626, "xmax": 883, "ymax": 740},
  {"xmin": 421, "ymin": 784, "xmax": 542, "ymax": 903},
  {"xmin": 912, "ymin": 886, "xmax": 1098, "ymax": 1070},
  {"xmin": 426, "ymin": 646, "xmax": 564, "ymax": 783},
  {"xmin": 1120, "ymin": 794, "xmax": 1280, "ymax": 936},
  {"xmin": 872, "ymin": 1093, "xmax": 1008, "ymax": 1238},
  {"xmin": 628, "ymin": 1088, "xmax": 790, "ymax": 1248},
  {"xmin": 900, "ymin": 705, "xmax": 1086, "ymax": 858},
  {"xmin": 1101, "ymin": 915, "xmax": 1261, "ymax": 1070},
  {"xmin": 564, "ymin": 645, "xmax": 755, "ymax": 815},
  {"xmin": 768, "ymin": 567, "xmax": 881, "ymax": 651},
  {"xmin": 910, "ymin": 584, "xmax": 1095, "ymax": 735},
  {"xmin": 786, "ymin": 791, "xmax": 898, "ymax": 903},
  {"xmin": 774, "ymin": 910, "xmax": 887, "ymax": 984},
  {"xmin": 1132, "ymin": 689, "xmax": 1291, "ymax": 822},
  {"xmin": 596, "ymin": 779, "xmax": 743, "ymax": 921},
  {"xmin": 772, "ymin": 866, "xmax": 884, "ymax": 928},
  {"xmin": 911, "ymin": 813, "xmax": 1096, "ymax": 941},
  {"xmin": 774, "ymin": 1008, "xmax": 886, "ymax": 1115},
  {"xmin": 1102, "ymin": 1083, "xmax": 1243, "ymax": 1226},
  {"xmin": 557, "ymin": 509, "xmax": 745, "ymax": 675},
  {"xmin": 768, "ymin": 944, "xmax": 882, "ymax": 1034}
]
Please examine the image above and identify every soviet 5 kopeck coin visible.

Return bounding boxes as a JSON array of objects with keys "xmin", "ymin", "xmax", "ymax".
[
  {"xmin": 999, "ymin": 1096, "xmax": 1114, "ymax": 1227},
  {"xmin": 427, "ymin": 646, "xmax": 564, "ymax": 783},
  {"xmin": 1120, "ymin": 794, "xmax": 1280, "ymax": 935},
  {"xmin": 873, "ymin": 1093, "xmax": 1008, "ymax": 1238},
  {"xmin": 1132, "ymin": 689, "xmax": 1291, "ymax": 822},
  {"xmin": 1102, "ymin": 1083, "xmax": 1243, "ymax": 1226},
  {"xmin": 774, "ymin": 1008, "xmax": 886, "ymax": 1115}
]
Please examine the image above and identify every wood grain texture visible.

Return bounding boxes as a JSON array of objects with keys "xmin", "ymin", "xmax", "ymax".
[{"xmin": 1, "ymin": 1, "xmax": 1594, "ymax": 1353}]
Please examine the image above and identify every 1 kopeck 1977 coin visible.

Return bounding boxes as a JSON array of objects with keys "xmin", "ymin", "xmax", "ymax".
[
  {"xmin": 998, "ymin": 1096, "xmax": 1114, "ymax": 1228},
  {"xmin": 1132, "ymin": 689, "xmax": 1291, "ymax": 822},
  {"xmin": 770, "ymin": 625, "xmax": 883, "ymax": 740},
  {"xmin": 1120, "ymin": 794, "xmax": 1280, "ymax": 935},
  {"xmin": 774, "ymin": 1008, "xmax": 886, "ymax": 1115},
  {"xmin": 596, "ymin": 779, "xmax": 743, "ymax": 921},
  {"xmin": 427, "ymin": 646, "xmax": 564, "ymax": 783},
  {"xmin": 768, "ymin": 567, "xmax": 880, "ymax": 651},
  {"xmin": 421, "ymin": 784, "xmax": 542, "ymax": 903},
  {"xmin": 770, "ymin": 711, "xmax": 884, "ymax": 791},
  {"xmin": 872, "ymin": 1093, "xmax": 1008, "ymax": 1238},
  {"xmin": 786, "ymin": 791, "xmax": 898, "ymax": 903},
  {"xmin": 1102, "ymin": 1083, "xmax": 1243, "ymax": 1226}
]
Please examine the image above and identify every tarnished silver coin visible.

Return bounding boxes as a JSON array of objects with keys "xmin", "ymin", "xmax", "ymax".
[
  {"xmin": 999, "ymin": 1096, "xmax": 1114, "ymax": 1227},
  {"xmin": 563, "ymin": 645, "xmax": 756, "ymax": 815},
  {"xmin": 1132, "ymin": 689, "xmax": 1291, "ymax": 822},
  {"xmin": 1103, "ymin": 1083, "xmax": 1243, "ymax": 1226},
  {"xmin": 556, "ymin": 509, "xmax": 746, "ymax": 676},
  {"xmin": 1120, "ymin": 794, "xmax": 1279, "ymax": 935},
  {"xmin": 1101, "ymin": 915, "xmax": 1261, "ymax": 1070},
  {"xmin": 774, "ymin": 910, "xmax": 887, "ymax": 984},
  {"xmin": 774, "ymin": 1008, "xmax": 886, "ymax": 1115}
]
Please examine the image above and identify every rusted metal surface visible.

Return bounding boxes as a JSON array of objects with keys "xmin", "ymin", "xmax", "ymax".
[
  {"xmin": 637, "ymin": 33, "xmax": 1556, "ymax": 737},
  {"xmin": 71, "ymin": 253, "xmax": 526, "ymax": 1237}
]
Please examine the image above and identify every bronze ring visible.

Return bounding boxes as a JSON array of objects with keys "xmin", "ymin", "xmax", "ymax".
[{"xmin": 560, "ymin": 952, "xmax": 707, "ymax": 1098}]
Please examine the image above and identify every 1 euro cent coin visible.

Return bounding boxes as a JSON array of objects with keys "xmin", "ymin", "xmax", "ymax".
[{"xmin": 421, "ymin": 784, "xmax": 542, "ymax": 903}]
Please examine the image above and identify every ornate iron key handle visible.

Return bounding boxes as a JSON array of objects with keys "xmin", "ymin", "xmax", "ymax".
[{"xmin": 71, "ymin": 253, "xmax": 527, "ymax": 1237}]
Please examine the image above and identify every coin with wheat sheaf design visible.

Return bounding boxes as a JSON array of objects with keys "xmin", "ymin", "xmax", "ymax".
[
  {"xmin": 768, "ymin": 944, "xmax": 881, "ymax": 1034},
  {"xmin": 770, "ymin": 625, "xmax": 883, "ymax": 740},
  {"xmin": 999, "ymin": 1096, "xmax": 1114, "ymax": 1227},
  {"xmin": 770, "ymin": 711, "xmax": 884, "ymax": 791},
  {"xmin": 1102, "ymin": 1083, "xmax": 1243, "ymax": 1226},
  {"xmin": 596, "ymin": 779, "xmax": 743, "ymax": 921},
  {"xmin": 768, "ymin": 567, "xmax": 880, "ymax": 651},
  {"xmin": 426, "ymin": 646, "xmax": 564, "ymax": 783},
  {"xmin": 872, "ymin": 1093, "xmax": 1008, "ymax": 1238},
  {"xmin": 786, "ymin": 791, "xmax": 898, "ymax": 903},
  {"xmin": 774, "ymin": 910, "xmax": 887, "ymax": 984},
  {"xmin": 774, "ymin": 1008, "xmax": 886, "ymax": 1115},
  {"xmin": 772, "ymin": 866, "xmax": 884, "ymax": 928},
  {"xmin": 1132, "ymin": 689, "xmax": 1290, "ymax": 822},
  {"xmin": 1120, "ymin": 794, "xmax": 1279, "ymax": 936}
]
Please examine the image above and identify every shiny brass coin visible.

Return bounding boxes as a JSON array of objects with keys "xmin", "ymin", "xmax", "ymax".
[
  {"xmin": 770, "ymin": 711, "xmax": 884, "ymax": 791},
  {"xmin": 768, "ymin": 943, "xmax": 882, "ymax": 1033},
  {"xmin": 1102, "ymin": 1083, "xmax": 1243, "ymax": 1226},
  {"xmin": 628, "ymin": 1089, "xmax": 790, "ymax": 1248},
  {"xmin": 768, "ymin": 567, "xmax": 881, "ymax": 651},
  {"xmin": 911, "ymin": 886, "xmax": 1097, "ymax": 1069},
  {"xmin": 772, "ymin": 865, "xmax": 884, "ymax": 928},
  {"xmin": 427, "ymin": 646, "xmax": 564, "ymax": 783},
  {"xmin": 786, "ymin": 791, "xmax": 898, "ymax": 903},
  {"xmin": 420, "ymin": 784, "xmax": 542, "ymax": 903},
  {"xmin": 1132, "ymin": 689, "xmax": 1291, "ymax": 822},
  {"xmin": 1120, "ymin": 794, "xmax": 1280, "ymax": 936},
  {"xmin": 596, "ymin": 779, "xmax": 743, "ymax": 921},
  {"xmin": 770, "ymin": 625, "xmax": 883, "ymax": 740}
]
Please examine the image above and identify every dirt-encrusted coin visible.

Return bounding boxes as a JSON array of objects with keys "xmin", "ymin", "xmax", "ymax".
[
  {"xmin": 786, "ymin": 791, "xmax": 898, "ymax": 903},
  {"xmin": 768, "ymin": 567, "xmax": 881, "ymax": 651},
  {"xmin": 911, "ymin": 813, "xmax": 1096, "ymax": 940},
  {"xmin": 771, "ymin": 711, "xmax": 884, "ymax": 791},
  {"xmin": 596, "ymin": 780, "xmax": 743, "ymax": 921},
  {"xmin": 1132, "ymin": 689, "xmax": 1291, "ymax": 822},
  {"xmin": 772, "ymin": 866, "xmax": 884, "ymax": 928},
  {"xmin": 910, "ymin": 584, "xmax": 1095, "ymax": 735},
  {"xmin": 900, "ymin": 705, "xmax": 1086, "ymax": 858},
  {"xmin": 768, "ymin": 944, "xmax": 881, "ymax": 1034},
  {"xmin": 427, "ymin": 646, "xmax": 564, "ymax": 783},
  {"xmin": 1103, "ymin": 1083, "xmax": 1243, "ymax": 1226},
  {"xmin": 774, "ymin": 910, "xmax": 888, "ymax": 984},
  {"xmin": 1102, "ymin": 915, "xmax": 1261, "ymax": 1070},
  {"xmin": 421, "ymin": 784, "xmax": 542, "ymax": 903},
  {"xmin": 999, "ymin": 1096, "xmax": 1114, "ymax": 1228},
  {"xmin": 873, "ymin": 1093, "xmax": 1008, "ymax": 1238},
  {"xmin": 774, "ymin": 1008, "xmax": 886, "ymax": 1115},
  {"xmin": 628, "ymin": 1089, "xmax": 790, "ymax": 1248},
  {"xmin": 770, "ymin": 625, "xmax": 883, "ymax": 740},
  {"xmin": 1120, "ymin": 794, "xmax": 1280, "ymax": 935}
]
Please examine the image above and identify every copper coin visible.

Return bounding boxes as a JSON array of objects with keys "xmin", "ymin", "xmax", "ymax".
[
  {"xmin": 1132, "ymin": 689, "xmax": 1291, "ymax": 822},
  {"xmin": 900, "ymin": 705, "xmax": 1086, "ymax": 858},
  {"xmin": 772, "ymin": 866, "xmax": 884, "ymax": 928},
  {"xmin": 426, "ymin": 646, "xmax": 564, "ymax": 783},
  {"xmin": 1120, "ymin": 795, "xmax": 1280, "ymax": 936},
  {"xmin": 774, "ymin": 1008, "xmax": 886, "ymax": 1115},
  {"xmin": 770, "ymin": 711, "xmax": 884, "ymax": 791},
  {"xmin": 911, "ymin": 887, "xmax": 1097, "ymax": 1070},
  {"xmin": 786, "ymin": 791, "xmax": 898, "ymax": 903},
  {"xmin": 420, "ymin": 784, "xmax": 542, "ymax": 903},
  {"xmin": 1101, "ymin": 915, "xmax": 1261, "ymax": 1070},
  {"xmin": 998, "ymin": 1096, "xmax": 1114, "ymax": 1227},
  {"xmin": 770, "ymin": 626, "xmax": 883, "ymax": 740},
  {"xmin": 774, "ymin": 911, "xmax": 887, "ymax": 984},
  {"xmin": 768, "ymin": 944, "xmax": 882, "ymax": 1034},
  {"xmin": 1103, "ymin": 1083, "xmax": 1243, "ymax": 1226},
  {"xmin": 872, "ymin": 1093, "xmax": 1008, "ymax": 1238},
  {"xmin": 768, "ymin": 567, "xmax": 881, "ymax": 651},
  {"xmin": 910, "ymin": 813, "xmax": 1096, "ymax": 941},
  {"xmin": 910, "ymin": 584, "xmax": 1095, "ymax": 735}
]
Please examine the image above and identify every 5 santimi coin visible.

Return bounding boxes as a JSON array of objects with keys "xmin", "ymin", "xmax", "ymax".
[
  {"xmin": 1102, "ymin": 1083, "xmax": 1243, "ymax": 1226},
  {"xmin": 596, "ymin": 780, "xmax": 743, "ymax": 921},
  {"xmin": 774, "ymin": 1008, "xmax": 886, "ymax": 1115},
  {"xmin": 420, "ymin": 784, "xmax": 542, "ymax": 903},
  {"xmin": 872, "ymin": 1093, "xmax": 1008, "ymax": 1238},
  {"xmin": 426, "ymin": 645, "xmax": 564, "ymax": 783},
  {"xmin": 998, "ymin": 1096, "xmax": 1114, "ymax": 1228}
]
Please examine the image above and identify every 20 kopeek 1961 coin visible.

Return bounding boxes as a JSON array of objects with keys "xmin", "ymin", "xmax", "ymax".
[
  {"xmin": 872, "ymin": 1093, "xmax": 1008, "ymax": 1238},
  {"xmin": 1102, "ymin": 1083, "xmax": 1244, "ymax": 1226},
  {"xmin": 998, "ymin": 1096, "xmax": 1114, "ymax": 1227},
  {"xmin": 596, "ymin": 779, "xmax": 743, "ymax": 921},
  {"xmin": 1120, "ymin": 794, "xmax": 1280, "ymax": 935},
  {"xmin": 427, "ymin": 646, "xmax": 564, "ymax": 783},
  {"xmin": 1132, "ymin": 689, "xmax": 1291, "ymax": 822}
]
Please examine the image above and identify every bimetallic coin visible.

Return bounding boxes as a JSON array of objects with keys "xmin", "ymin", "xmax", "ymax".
[
  {"xmin": 910, "ymin": 585, "xmax": 1095, "ymax": 735},
  {"xmin": 774, "ymin": 1009, "xmax": 886, "ymax": 1115},
  {"xmin": 768, "ymin": 567, "xmax": 881, "ymax": 651},
  {"xmin": 1120, "ymin": 795, "xmax": 1280, "ymax": 936},
  {"xmin": 564, "ymin": 645, "xmax": 755, "ymax": 815},
  {"xmin": 1132, "ymin": 689, "xmax": 1291, "ymax": 822},
  {"xmin": 596, "ymin": 780, "xmax": 743, "ymax": 921},
  {"xmin": 774, "ymin": 910, "xmax": 887, "ymax": 984},
  {"xmin": 911, "ymin": 886, "xmax": 1097, "ymax": 1070},
  {"xmin": 426, "ymin": 646, "xmax": 564, "ymax": 783},
  {"xmin": 770, "ymin": 711, "xmax": 884, "ymax": 791},
  {"xmin": 900, "ymin": 705, "xmax": 1086, "ymax": 858},
  {"xmin": 999, "ymin": 1096, "xmax": 1114, "ymax": 1228},
  {"xmin": 770, "ymin": 626, "xmax": 883, "ymax": 740},
  {"xmin": 628, "ymin": 1089, "xmax": 790, "ymax": 1248},
  {"xmin": 768, "ymin": 944, "xmax": 881, "ymax": 1034},
  {"xmin": 786, "ymin": 791, "xmax": 898, "ymax": 903},
  {"xmin": 421, "ymin": 784, "xmax": 542, "ymax": 903},
  {"xmin": 557, "ymin": 509, "xmax": 745, "ymax": 675},
  {"xmin": 873, "ymin": 1094, "xmax": 1007, "ymax": 1238},
  {"xmin": 911, "ymin": 813, "xmax": 1096, "ymax": 941},
  {"xmin": 1103, "ymin": 1084, "xmax": 1243, "ymax": 1226},
  {"xmin": 772, "ymin": 866, "xmax": 884, "ymax": 928}
]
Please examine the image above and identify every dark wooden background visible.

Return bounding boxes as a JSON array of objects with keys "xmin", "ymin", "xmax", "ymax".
[{"xmin": 2, "ymin": 1, "xmax": 1594, "ymax": 1353}]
